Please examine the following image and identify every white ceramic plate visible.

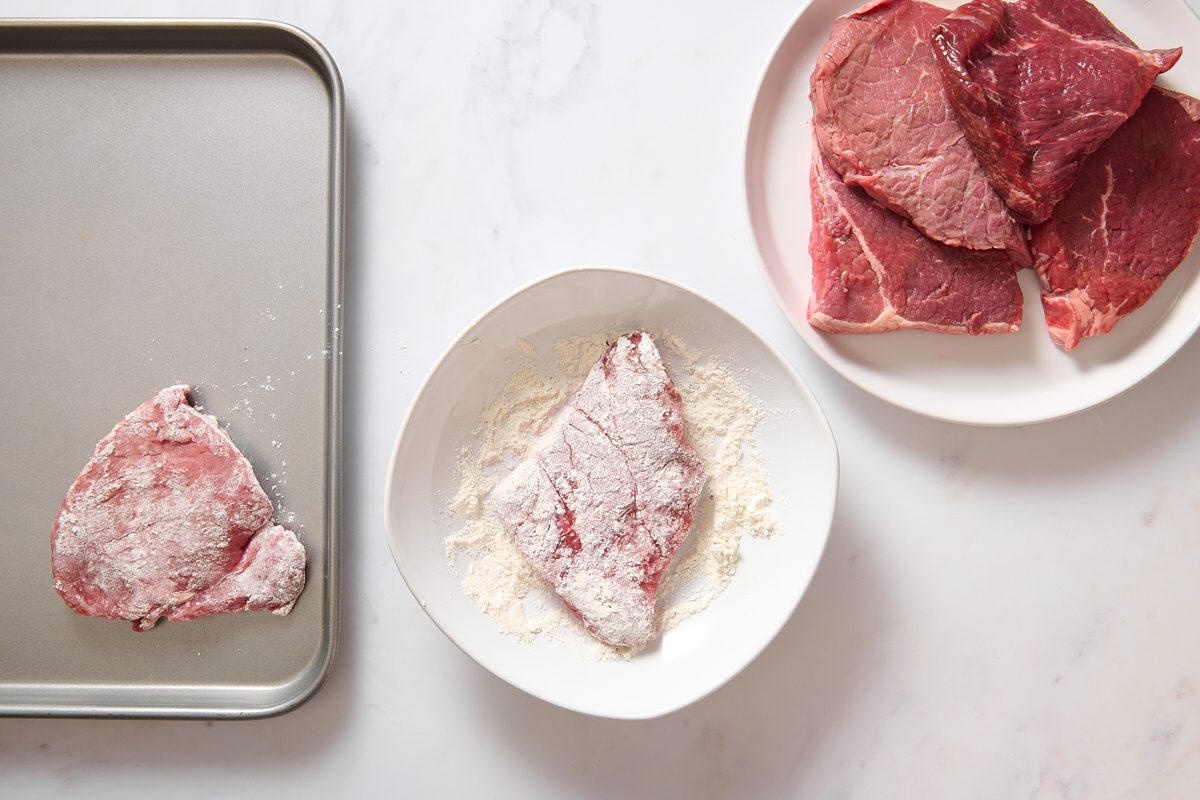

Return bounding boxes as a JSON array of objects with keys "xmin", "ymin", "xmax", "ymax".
[
  {"xmin": 745, "ymin": 0, "xmax": 1200, "ymax": 425},
  {"xmin": 384, "ymin": 267, "xmax": 838, "ymax": 719}
]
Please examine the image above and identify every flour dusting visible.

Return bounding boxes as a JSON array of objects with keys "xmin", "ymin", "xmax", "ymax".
[{"xmin": 445, "ymin": 331, "xmax": 777, "ymax": 659}]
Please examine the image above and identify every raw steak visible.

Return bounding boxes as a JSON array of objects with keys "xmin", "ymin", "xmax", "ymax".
[
  {"xmin": 931, "ymin": 0, "xmax": 1181, "ymax": 224},
  {"xmin": 492, "ymin": 332, "xmax": 705, "ymax": 648},
  {"xmin": 52, "ymin": 386, "xmax": 306, "ymax": 631},
  {"xmin": 809, "ymin": 144, "xmax": 1023, "ymax": 335},
  {"xmin": 1032, "ymin": 88, "xmax": 1200, "ymax": 350},
  {"xmin": 811, "ymin": 0, "xmax": 1028, "ymax": 258}
]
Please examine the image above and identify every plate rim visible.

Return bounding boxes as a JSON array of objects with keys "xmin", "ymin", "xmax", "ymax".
[{"xmin": 382, "ymin": 264, "xmax": 841, "ymax": 719}]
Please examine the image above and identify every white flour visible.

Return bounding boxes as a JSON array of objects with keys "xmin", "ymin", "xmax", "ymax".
[{"xmin": 445, "ymin": 331, "xmax": 778, "ymax": 659}]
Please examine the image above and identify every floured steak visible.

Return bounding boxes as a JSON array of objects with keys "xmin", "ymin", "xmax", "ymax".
[
  {"xmin": 811, "ymin": 0, "xmax": 1027, "ymax": 257},
  {"xmin": 492, "ymin": 332, "xmax": 706, "ymax": 648},
  {"xmin": 52, "ymin": 386, "xmax": 306, "ymax": 631},
  {"xmin": 809, "ymin": 144, "xmax": 1023, "ymax": 335},
  {"xmin": 931, "ymin": 0, "xmax": 1180, "ymax": 224},
  {"xmin": 1032, "ymin": 88, "xmax": 1200, "ymax": 350}
]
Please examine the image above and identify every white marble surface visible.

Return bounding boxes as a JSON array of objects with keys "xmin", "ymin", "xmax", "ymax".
[{"xmin": 4, "ymin": 0, "xmax": 1200, "ymax": 796}]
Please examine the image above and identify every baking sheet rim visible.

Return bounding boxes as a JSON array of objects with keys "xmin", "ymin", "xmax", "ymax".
[{"xmin": 0, "ymin": 17, "xmax": 345, "ymax": 720}]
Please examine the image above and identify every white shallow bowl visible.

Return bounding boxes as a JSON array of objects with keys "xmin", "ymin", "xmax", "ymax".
[
  {"xmin": 745, "ymin": 0, "xmax": 1200, "ymax": 426},
  {"xmin": 384, "ymin": 267, "xmax": 839, "ymax": 719}
]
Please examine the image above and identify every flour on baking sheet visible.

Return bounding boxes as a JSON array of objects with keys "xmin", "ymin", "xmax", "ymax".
[{"xmin": 444, "ymin": 331, "xmax": 777, "ymax": 659}]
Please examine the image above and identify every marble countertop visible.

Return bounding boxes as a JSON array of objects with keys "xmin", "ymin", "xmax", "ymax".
[{"xmin": 4, "ymin": 0, "xmax": 1200, "ymax": 796}]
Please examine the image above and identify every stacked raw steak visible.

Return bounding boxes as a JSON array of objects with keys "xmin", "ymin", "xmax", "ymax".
[
  {"xmin": 1033, "ymin": 89, "xmax": 1200, "ymax": 350},
  {"xmin": 808, "ymin": 0, "xmax": 1200, "ymax": 349},
  {"xmin": 809, "ymin": 146, "xmax": 1022, "ymax": 334},
  {"xmin": 810, "ymin": 0, "xmax": 1027, "ymax": 257},
  {"xmin": 931, "ymin": 0, "xmax": 1181, "ymax": 224}
]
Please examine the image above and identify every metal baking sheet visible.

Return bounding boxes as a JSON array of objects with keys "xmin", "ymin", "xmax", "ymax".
[{"xmin": 0, "ymin": 19, "xmax": 343, "ymax": 718}]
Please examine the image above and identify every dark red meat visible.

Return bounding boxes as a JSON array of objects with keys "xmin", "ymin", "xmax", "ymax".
[
  {"xmin": 493, "ymin": 332, "xmax": 706, "ymax": 648},
  {"xmin": 1032, "ymin": 88, "xmax": 1200, "ymax": 350},
  {"xmin": 809, "ymin": 143, "xmax": 1023, "ymax": 335},
  {"xmin": 811, "ymin": 0, "xmax": 1028, "ymax": 258},
  {"xmin": 51, "ymin": 386, "xmax": 306, "ymax": 630},
  {"xmin": 931, "ymin": 0, "xmax": 1181, "ymax": 223}
]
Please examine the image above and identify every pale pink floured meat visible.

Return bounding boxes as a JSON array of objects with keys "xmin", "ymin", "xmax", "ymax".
[
  {"xmin": 168, "ymin": 524, "xmax": 306, "ymax": 622},
  {"xmin": 51, "ymin": 385, "xmax": 306, "ymax": 631},
  {"xmin": 492, "ymin": 332, "xmax": 706, "ymax": 648}
]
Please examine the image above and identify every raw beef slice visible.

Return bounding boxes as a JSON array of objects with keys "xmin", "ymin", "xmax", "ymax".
[
  {"xmin": 809, "ymin": 144, "xmax": 1023, "ymax": 335},
  {"xmin": 52, "ymin": 386, "xmax": 306, "ymax": 630},
  {"xmin": 1032, "ymin": 88, "xmax": 1200, "ymax": 351},
  {"xmin": 492, "ymin": 332, "xmax": 705, "ymax": 648},
  {"xmin": 811, "ymin": 0, "xmax": 1028, "ymax": 257},
  {"xmin": 931, "ymin": 0, "xmax": 1181, "ymax": 224}
]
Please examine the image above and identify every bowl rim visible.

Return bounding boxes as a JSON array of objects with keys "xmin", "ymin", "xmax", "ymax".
[{"xmin": 382, "ymin": 264, "xmax": 841, "ymax": 719}]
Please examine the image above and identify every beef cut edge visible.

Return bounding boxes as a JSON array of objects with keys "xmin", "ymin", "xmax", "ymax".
[{"xmin": 808, "ymin": 144, "xmax": 1024, "ymax": 335}]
